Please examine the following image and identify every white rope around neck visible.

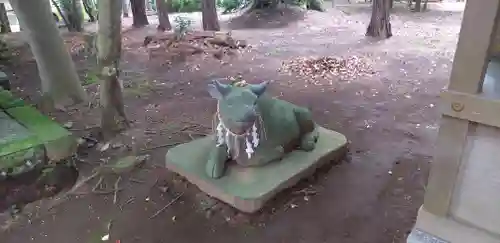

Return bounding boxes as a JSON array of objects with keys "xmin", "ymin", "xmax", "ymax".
[
  {"xmin": 216, "ymin": 118, "xmax": 259, "ymax": 159},
  {"xmin": 214, "ymin": 102, "xmax": 265, "ymax": 160}
]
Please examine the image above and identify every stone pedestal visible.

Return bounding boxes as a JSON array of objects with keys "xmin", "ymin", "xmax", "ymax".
[
  {"xmin": 0, "ymin": 89, "xmax": 77, "ymax": 178},
  {"xmin": 165, "ymin": 127, "xmax": 347, "ymax": 213}
]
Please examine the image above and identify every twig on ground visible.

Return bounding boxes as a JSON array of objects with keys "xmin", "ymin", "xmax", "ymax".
[
  {"xmin": 92, "ymin": 176, "xmax": 104, "ymax": 192},
  {"xmin": 182, "ymin": 131, "xmax": 209, "ymax": 137},
  {"xmin": 113, "ymin": 176, "xmax": 122, "ymax": 204},
  {"xmin": 120, "ymin": 197, "xmax": 136, "ymax": 211},
  {"xmin": 69, "ymin": 125, "xmax": 99, "ymax": 132},
  {"xmin": 67, "ymin": 171, "xmax": 100, "ymax": 195},
  {"xmin": 140, "ymin": 142, "xmax": 182, "ymax": 152},
  {"xmin": 181, "ymin": 120, "xmax": 211, "ymax": 129},
  {"xmin": 129, "ymin": 178, "xmax": 145, "ymax": 184},
  {"xmin": 149, "ymin": 192, "xmax": 184, "ymax": 219}
]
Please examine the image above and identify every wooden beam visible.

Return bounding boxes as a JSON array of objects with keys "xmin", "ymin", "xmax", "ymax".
[
  {"xmin": 423, "ymin": 0, "xmax": 500, "ymax": 217},
  {"xmin": 440, "ymin": 90, "xmax": 500, "ymax": 129},
  {"xmin": 447, "ymin": 0, "xmax": 500, "ymax": 93},
  {"xmin": 424, "ymin": 117, "xmax": 470, "ymax": 217}
]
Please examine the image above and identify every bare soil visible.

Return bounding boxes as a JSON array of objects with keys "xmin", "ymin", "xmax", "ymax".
[{"xmin": 1, "ymin": 5, "xmax": 462, "ymax": 243}]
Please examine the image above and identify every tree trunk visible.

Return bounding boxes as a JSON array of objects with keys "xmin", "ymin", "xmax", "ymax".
[
  {"xmin": 51, "ymin": 0, "xmax": 71, "ymax": 29},
  {"xmin": 97, "ymin": 0, "xmax": 129, "ymax": 139},
  {"xmin": 82, "ymin": 0, "xmax": 97, "ymax": 22},
  {"xmin": 9, "ymin": 0, "xmax": 87, "ymax": 106},
  {"xmin": 0, "ymin": 3, "xmax": 11, "ymax": 33},
  {"xmin": 123, "ymin": 0, "xmax": 130, "ymax": 17},
  {"xmin": 156, "ymin": 0, "xmax": 171, "ymax": 31},
  {"xmin": 422, "ymin": 0, "xmax": 428, "ymax": 11},
  {"xmin": 201, "ymin": 0, "xmax": 220, "ymax": 31},
  {"xmin": 63, "ymin": 0, "xmax": 84, "ymax": 32},
  {"xmin": 130, "ymin": 0, "xmax": 149, "ymax": 27},
  {"xmin": 414, "ymin": 0, "xmax": 422, "ymax": 11},
  {"xmin": 366, "ymin": 0, "xmax": 392, "ymax": 39}
]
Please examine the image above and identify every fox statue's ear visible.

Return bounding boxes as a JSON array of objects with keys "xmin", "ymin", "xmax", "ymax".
[
  {"xmin": 208, "ymin": 79, "xmax": 231, "ymax": 99},
  {"xmin": 250, "ymin": 81, "xmax": 269, "ymax": 97}
]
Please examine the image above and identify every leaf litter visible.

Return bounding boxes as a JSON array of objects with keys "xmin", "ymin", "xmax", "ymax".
[{"xmin": 280, "ymin": 55, "xmax": 375, "ymax": 81}]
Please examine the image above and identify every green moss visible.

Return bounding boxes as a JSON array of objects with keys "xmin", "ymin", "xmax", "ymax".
[
  {"xmin": 6, "ymin": 106, "xmax": 72, "ymax": 143},
  {"xmin": 0, "ymin": 89, "xmax": 25, "ymax": 109}
]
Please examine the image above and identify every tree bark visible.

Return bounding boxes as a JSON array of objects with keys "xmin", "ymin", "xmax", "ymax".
[
  {"xmin": 123, "ymin": 0, "xmax": 130, "ymax": 17},
  {"xmin": 130, "ymin": 0, "xmax": 149, "ymax": 27},
  {"xmin": 0, "ymin": 3, "xmax": 11, "ymax": 33},
  {"xmin": 9, "ymin": 0, "xmax": 87, "ymax": 106},
  {"xmin": 156, "ymin": 0, "xmax": 171, "ymax": 31},
  {"xmin": 414, "ymin": 0, "xmax": 422, "ymax": 11},
  {"xmin": 366, "ymin": 0, "xmax": 392, "ymax": 39},
  {"xmin": 97, "ymin": 0, "xmax": 129, "ymax": 139},
  {"xmin": 51, "ymin": 0, "xmax": 71, "ymax": 29},
  {"xmin": 82, "ymin": 0, "xmax": 97, "ymax": 22},
  {"xmin": 202, "ymin": 0, "xmax": 220, "ymax": 31}
]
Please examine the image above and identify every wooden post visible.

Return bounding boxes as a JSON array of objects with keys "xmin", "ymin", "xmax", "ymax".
[{"xmin": 423, "ymin": 0, "xmax": 500, "ymax": 216}]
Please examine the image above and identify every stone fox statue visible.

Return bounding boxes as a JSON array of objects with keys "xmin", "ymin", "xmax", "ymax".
[{"xmin": 206, "ymin": 79, "xmax": 319, "ymax": 179}]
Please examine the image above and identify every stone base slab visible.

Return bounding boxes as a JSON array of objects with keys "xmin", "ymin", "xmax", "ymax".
[
  {"xmin": 407, "ymin": 207, "xmax": 500, "ymax": 243},
  {"xmin": 165, "ymin": 126, "xmax": 347, "ymax": 213}
]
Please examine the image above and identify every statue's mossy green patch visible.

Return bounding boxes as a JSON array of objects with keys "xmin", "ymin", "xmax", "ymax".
[{"xmin": 165, "ymin": 126, "xmax": 347, "ymax": 213}]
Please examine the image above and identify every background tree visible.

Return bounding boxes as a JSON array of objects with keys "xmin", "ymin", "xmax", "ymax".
[
  {"xmin": 82, "ymin": 0, "xmax": 97, "ymax": 22},
  {"xmin": 156, "ymin": 0, "xmax": 172, "ymax": 31},
  {"xmin": 0, "ymin": 3, "xmax": 11, "ymax": 33},
  {"xmin": 51, "ymin": 0, "xmax": 71, "ymax": 28},
  {"xmin": 9, "ymin": 0, "xmax": 87, "ymax": 106},
  {"xmin": 123, "ymin": 0, "xmax": 130, "ymax": 17},
  {"xmin": 411, "ymin": 0, "xmax": 428, "ymax": 12},
  {"xmin": 97, "ymin": 0, "xmax": 129, "ymax": 138},
  {"xmin": 202, "ymin": 0, "xmax": 220, "ymax": 31},
  {"xmin": 366, "ymin": 0, "xmax": 392, "ymax": 39},
  {"xmin": 55, "ymin": 0, "xmax": 84, "ymax": 32},
  {"xmin": 130, "ymin": 0, "xmax": 149, "ymax": 27}
]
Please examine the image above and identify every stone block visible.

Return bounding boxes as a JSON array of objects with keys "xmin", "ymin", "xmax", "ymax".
[
  {"xmin": 165, "ymin": 126, "xmax": 347, "ymax": 213},
  {"xmin": 6, "ymin": 106, "xmax": 77, "ymax": 161}
]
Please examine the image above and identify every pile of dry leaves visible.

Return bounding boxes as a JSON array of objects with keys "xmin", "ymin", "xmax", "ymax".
[
  {"xmin": 280, "ymin": 56, "xmax": 375, "ymax": 81},
  {"xmin": 143, "ymin": 31, "xmax": 248, "ymax": 64}
]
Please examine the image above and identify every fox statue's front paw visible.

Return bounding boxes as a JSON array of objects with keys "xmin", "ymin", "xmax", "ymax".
[{"xmin": 206, "ymin": 158, "xmax": 225, "ymax": 179}]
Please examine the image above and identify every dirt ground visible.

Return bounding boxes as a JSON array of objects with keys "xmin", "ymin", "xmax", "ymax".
[{"xmin": 1, "ymin": 4, "xmax": 462, "ymax": 243}]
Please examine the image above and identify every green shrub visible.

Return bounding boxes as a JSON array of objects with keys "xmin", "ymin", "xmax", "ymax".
[
  {"xmin": 170, "ymin": 0, "xmax": 202, "ymax": 13},
  {"xmin": 217, "ymin": 0, "xmax": 243, "ymax": 13}
]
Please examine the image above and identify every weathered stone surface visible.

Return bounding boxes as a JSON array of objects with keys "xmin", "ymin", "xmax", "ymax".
[
  {"xmin": 165, "ymin": 126, "xmax": 347, "ymax": 213},
  {"xmin": 0, "ymin": 110, "xmax": 40, "ymax": 173},
  {"xmin": 0, "ymin": 95, "xmax": 77, "ymax": 179},
  {"xmin": 6, "ymin": 106, "xmax": 77, "ymax": 161}
]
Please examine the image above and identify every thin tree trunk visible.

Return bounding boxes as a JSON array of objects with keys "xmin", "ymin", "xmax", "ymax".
[
  {"xmin": 9, "ymin": 0, "xmax": 87, "ymax": 106},
  {"xmin": 202, "ymin": 0, "xmax": 220, "ymax": 31},
  {"xmin": 123, "ymin": 0, "xmax": 130, "ymax": 17},
  {"xmin": 0, "ymin": 3, "xmax": 11, "ymax": 33},
  {"xmin": 156, "ymin": 0, "xmax": 171, "ymax": 31},
  {"xmin": 130, "ymin": 0, "xmax": 149, "ymax": 27},
  {"xmin": 422, "ymin": 0, "xmax": 428, "ymax": 11},
  {"xmin": 414, "ymin": 0, "xmax": 422, "ymax": 11},
  {"xmin": 82, "ymin": 0, "xmax": 96, "ymax": 22},
  {"xmin": 51, "ymin": 0, "xmax": 71, "ymax": 29},
  {"xmin": 366, "ymin": 0, "xmax": 392, "ymax": 39},
  {"xmin": 97, "ymin": 0, "xmax": 129, "ymax": 139}
]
